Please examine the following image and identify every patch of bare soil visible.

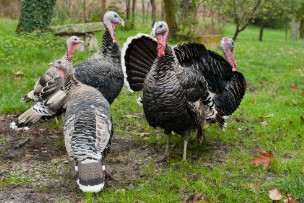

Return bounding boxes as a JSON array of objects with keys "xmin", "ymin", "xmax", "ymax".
[{"xmin": 0, "ymin": 115, "xmax": 162, "ymax": 202}]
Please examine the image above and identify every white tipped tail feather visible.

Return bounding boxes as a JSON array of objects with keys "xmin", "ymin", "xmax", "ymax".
[{"xmin": 121, "ymin": 33, "xmax": 157, "ymax": 93}]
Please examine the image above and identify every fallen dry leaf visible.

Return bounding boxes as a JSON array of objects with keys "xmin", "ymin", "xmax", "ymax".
[
  {"xmin": 259, "ymin": 114, "xmax": 274, "ymax": 119},
  {"xmin": 76, "ymin": 199, "xmax": 85, "ymax": 203},
  {"xmin": 14, "ymin": 77, "xmax": 22, "ymax": 81},
  {"xmin": 290, "ymin": 85, "xmax": 298, "ymax": 91},
  {"xmin": 123, "ymin": 114, "xmax": 140, "ymax": 119},
  {"xmin": 248, "ymin": 182, "xmax": 261, "ymax": 193},
  {"xmin": 25, "ymin": 154, "xmax": 33, "ymax": 160},
  {"xmin": 284, "ymin": 193, "xmax": 297, "ymax": 203},
  {"xmin": 31, "ymin": 131, "xmax": 40, "ymax": 137},
  {"xmin": 185, "ymin": 193, "xmax": 210, "ymax": 203},
  {"xmin": 250, "ymin": 149, "xmax": 274, "ymax": 170},
  {"xmin": 261, "ymin": 121, "xmax": 268, "ymax": 126},
  {"xmin": 15, "ymin": 71, "xmax": 24, "ymax": 76},
  {"xmin": 269, "ymin": 189, "xmax": 283, "ymax": 201},
  {"xmin": 134, "ymin": 132, "xmax": 150, "ymax": 137}
]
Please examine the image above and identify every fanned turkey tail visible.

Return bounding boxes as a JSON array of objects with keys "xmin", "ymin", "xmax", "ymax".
[
  {"xmin": 122, "ymin": 33, "xmax": 158, "ymax": 92},
  {"xmin": 76, "ymin": 159, "xmax": 106, "ymax": 193}
]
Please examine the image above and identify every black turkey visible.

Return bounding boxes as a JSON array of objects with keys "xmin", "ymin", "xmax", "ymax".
[
  {"xmin": 74, "ymin": 11, "xmax": 125, "ymax": 104},
  {"xmin": 52, "ymin": 57, "xmax": 113, "ymax": 193},
  {"xmin": 174, "ymin": 37, "xmax": 246, "ymax": 120},
  {"xmin": 10, "ymin": 36, "xmax": 83, "ymax": 131},
  {"xmin": 122, "ymin": 21, "xmax": 223, "ymax": 161},
  {"xmin": 122, "ymin": 29, "xmax": 246, "ymax": 126}
]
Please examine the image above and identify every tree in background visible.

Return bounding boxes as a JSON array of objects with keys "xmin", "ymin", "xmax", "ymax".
[
  {"xmin": 131, "ymin": 0, "xmax": 136, "ymax": 28},
  {"xmin": 257, "ymin": 0, "xmax": 279, "ymax": 41},
  {"xmin": 16, "ymin": 0, "xmax": 56, "ymax": 32},
  {"xmin": 164, "ymin": 0, "xmax": 177, "ymax": 37},
  {"xmin": 221, "ymin": 0, "xmax": 262, "ymax": 41},
  {"xmin": 150, "ymin": 0, "xmax": 156, "ymax": 27},
  {"xmin": 287, "ymin": 0, "xmax": 304, "ymax": 41},
  {"xmin": 101, "ymin": 0, "xmax": 106, "ymax": 19}
]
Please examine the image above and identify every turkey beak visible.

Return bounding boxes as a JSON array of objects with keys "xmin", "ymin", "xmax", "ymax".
[
  {"xmin": 48, "ymin": 62, "xmax": 53, "ymax": 67},
  {"xmin": 79, "ymin": 40, "xmax": 84, "ymax": 44},
  {"xmin": 151, "ymin": 27, "xmax": 156, "ymax": 37},
  {"xmin": 119, "ymin": 18, "xmax": 125, "ymax": 27}
]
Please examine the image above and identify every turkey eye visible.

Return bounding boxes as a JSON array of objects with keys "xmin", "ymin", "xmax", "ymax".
[
  {"xmin": 58, "ymin": 61, "xmax": 61, "ymax": 64},
  {"xmin": 114, "ymin": 15, "xmax": 117, "ymax": 18},
  {"xmin": 160, "ymin": 25, "xmax": 163, "ymax": 28},
  {"xmin": 74, "ymin": 38, "xmax": 77, "ymax": 41}
]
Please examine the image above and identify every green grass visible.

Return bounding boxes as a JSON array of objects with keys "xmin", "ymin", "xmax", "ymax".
[{"xmin": 1, "ymin": 18, "xmax": 303, "ymax": 202}]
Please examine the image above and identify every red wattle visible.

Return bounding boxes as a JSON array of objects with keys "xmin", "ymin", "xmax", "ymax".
[
  {"xmin": 156, "ymin": 34, "xmax": 165, "ymax": 57},
  {"xmin": 68, "ymin": 44, "xmax": 78, "ymax": 60}
]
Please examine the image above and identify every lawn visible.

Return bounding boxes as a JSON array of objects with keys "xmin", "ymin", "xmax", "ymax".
[{"xmin": 0, "ymin": 18, "xmax": 303, "ymax": 202}]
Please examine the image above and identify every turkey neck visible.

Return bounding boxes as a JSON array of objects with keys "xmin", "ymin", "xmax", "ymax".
[
  {"xmin": 155, "ymin": 46, "xmax": 178, "ymax": 72},
  {"xmin": 62, "ymin": 67, "xmax": 80, "ymax": 95},
  {"xmin": 100, "ymin": 30, "xmax": 121, "ymax": 66}
]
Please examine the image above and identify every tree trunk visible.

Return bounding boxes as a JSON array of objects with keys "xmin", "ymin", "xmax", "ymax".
[
  {"xmin": 259, "ymin": 16, "xmax": 264, "ymax": 42},
  {"xmin": 300, "ymin": 17, "xmax": 304, "ymax": 39},
  {"xmin": 16, "ymin": 0, "xmax": 56, "ymax": 33},
  {"xmin": 161, "ymin": 0, "xmax": 164, "ymax": 20},
  {"xmin": 146, "ymin": 1, "xmax": 149, "ymax": 23},
  {"xmin": 126, "ymin": 0, "xmax": 131, "ymax": 19},
  {"xmin": 232, "ymin": 25, "xmax": 239, "ymax": 42},
  {"xmin": 142, "ymin": 0, "xmax": 145, "ymax": 23},
  {"xmin": 291, "ymin": 16, "xmax": 300, "ymax": 41},
  {"xmin": 183, "ymin": 0, "xmax": 189, "ymax": 20},
  {"xmin": 150, "ymin": 0, "xmax": 156, "ymax": 27},
  {"xmin": 285, "ymin": 15, "xmax": 288, "ymax": 42},
  {"xmin": 131, "ymin": 0, "xmax": 136, "ymax": 29},
  {"xmin": 164, "ymin": 0, "xmax": 177, "ymax": 37},
  {"xmin": 83, "ymin": 0, "xmax": 87, "ymax": 22},
  {"xmin": 101, "ymin": 0, "xmax": 106, "ymax": 19}
]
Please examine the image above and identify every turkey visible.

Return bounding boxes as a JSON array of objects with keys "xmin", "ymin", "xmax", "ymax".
[
  {"xmin": 10, "ymin": 36, "xmax": 83, "ymax": 131},
  {"xmin": 52, "ymin": 57, "xmax": 113, "ymax": 193},
  {"xmin": 23, "ymin": 36, "xmax": 84, "ymax": 102},
  {"xmin": 174, "ymin": 37, "xmax": 246, "ymax": 120},
  {"xmin": 122, "ymin": 21, "xmax": 223, "ymax": 161},
  {"xmin": 73, "ymin": 11, "xmax": 125, "ymax": 104},
  {"xmin": 122, "ymin": 28, "xmax": 246, "ymax": 126}
]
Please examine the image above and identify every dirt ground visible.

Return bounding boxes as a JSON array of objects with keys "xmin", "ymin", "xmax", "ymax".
[{"xmin": 0, "ymin": 115, "xmax": 163, "ymax": 202}]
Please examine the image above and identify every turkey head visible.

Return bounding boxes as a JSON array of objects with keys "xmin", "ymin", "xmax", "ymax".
[
  {"xmin": 103, "ymin": 11, "xmax": 124, "ymax": 44},
  {"xmin": 152, "ymin": 21, "xmax": 169, "ymax": 57},
  {"xmin": 220, "ymin": 37, "xmax": 237, "ymax": 71}
]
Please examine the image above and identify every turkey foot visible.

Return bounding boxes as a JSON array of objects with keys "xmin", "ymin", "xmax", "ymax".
[{"xmin": 156, "ymin": 154, "xmax": 170, "ymax": 163}]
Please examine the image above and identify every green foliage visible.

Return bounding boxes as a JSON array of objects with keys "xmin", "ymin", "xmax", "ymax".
[
  {"xmin": 16, "ymin": 0, "xmax": 56, "ymax": 32},
  {"xmin": 175, "ymin": 0, "xmax": 200, "ymax": 38}
]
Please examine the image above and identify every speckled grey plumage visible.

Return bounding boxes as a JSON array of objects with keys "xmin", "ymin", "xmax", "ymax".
[{"xmin": 57, "ymin": 61, "xmax": 113, "ymax": 192}]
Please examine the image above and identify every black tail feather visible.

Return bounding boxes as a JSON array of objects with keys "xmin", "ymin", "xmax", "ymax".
[{"xmin": 122, "ymin": 34, "xmax": 158, "ymax": 91}]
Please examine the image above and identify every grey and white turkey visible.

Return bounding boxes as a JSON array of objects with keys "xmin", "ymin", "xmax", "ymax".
[
  {"xmin": 52, "ymin": 57, "xmax": 113, "ymax": 193},
  {"xmin": 122, "ymin": 22, "xmax": 223, "ymax": 161},
  {"xmin": 10, "ymin": 36, "xmax": 83, "ymax": 131},
  {"xmin": 122, "ymin": 26, "xmax": 246, "ymax": 126},
  {"xmin": 23, "ymin": 36, "xmax": 84, "ymax": 102},
  {"xmin": 73, "ymin": 11, "xmax": 125, "ymax": 104}
]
